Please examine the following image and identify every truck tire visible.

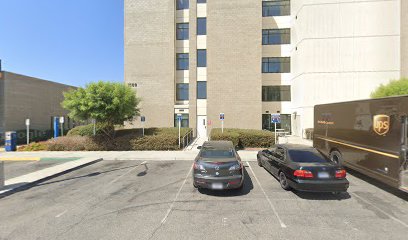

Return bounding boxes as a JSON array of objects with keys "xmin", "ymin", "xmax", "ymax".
[{"xmin": 330, "ymin": 150, "xmax": 343, "ymax": 166}]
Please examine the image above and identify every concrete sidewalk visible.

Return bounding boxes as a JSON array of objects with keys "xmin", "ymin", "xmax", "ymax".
[{"xmin": 0, "ymin": 157, "xmax": 102, "ymax": 196}]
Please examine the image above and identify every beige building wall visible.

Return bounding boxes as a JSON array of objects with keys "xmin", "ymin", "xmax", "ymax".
[
  {"xmin": 1, "ymin": 71, "xmax": 74, "ymax": 132},
  {"xmin": 207, "ymin": 0, "xmax": 262, "ymax": 130},
  {"xmin": 0, "ymin": 72, "xmax": 5, "ymax": 134},
  {"xmin": 124, "ymin": 0, "xmax": 175, "ymax": 128},
  {"xmin": 291, "ymin": 0, "xmax": 401, "ymax": 136},
  {"xmin": 402, "ymin": 0, "xmax": 408, "ymax": 77}
]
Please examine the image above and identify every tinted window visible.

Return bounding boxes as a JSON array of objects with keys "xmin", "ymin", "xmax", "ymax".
[
  {"xmin": 174, "ymin": 114, "xmax": 189, "ymax": 127},
  {"xmin": 197, "ymin": 81, "xmax": 207, "ymax": 99},
  {"xmin": 197, "ymin": 49, "xmax": 207, "ymax": 67},
  {"xmin": 176, "ymin": 0, "xmax": 189, "ymax": 10},
  {"xmin": 262, "ymin": 29, "xmax": 290, "ymax": 45},
  {"xmin": 262, "ymin": 57, "xmax": 290, "ymax": 73},
  {"xmin": 262, "ymin": 85, "xmax": 291, "ymax": 101},
  {"xmin": 197, "ymin": 0, "xmax": 206, "ymax": 3},
  {"xmin": 176, "ymin": 83, "xmax": 189, "ymax": 100},
  {"xmin": 197, "ymin": 18, "xmax": 207, "ymax": 35},
  {"xmin": 176, "ymin": 23, "xmax": 189, "ymax": 40},
  {"xmin": 177, "ymin": 53, "xmax": 189, "ymax": 70},
  {"xmin": 262, "ymin": 0, "xmax": 290, "ymax": 17},
  {"xmin": 201, "ymin": 150, "xmax": 235, "ymax": 158},
  {"xmin": 288, "ymin": 150, "xmax": 329, "ymax": 163}
]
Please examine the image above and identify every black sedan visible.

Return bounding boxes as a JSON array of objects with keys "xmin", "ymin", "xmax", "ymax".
[
  {"xmin": 257, "ymin": 144, "xmax": 349, "ymax": 193},
  {"xmin": 193, "ymin": 141, "xmax": 244, "ymax": 190}
]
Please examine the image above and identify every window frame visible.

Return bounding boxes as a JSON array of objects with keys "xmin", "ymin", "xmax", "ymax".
[
  {"xmin": 176, "ymin": 23, "xmax": 189, "ymax": 40},
  {"xmin": 262, "ymin": 0, "xmax": 290, "ymax": 17},
  {"xmin": 197, "ymin": 17, "xmax": 207, "ymax": 35},
  {"xmin": 262, "ymin": 85, "xmax": 291, "ymax": 102},
  {"xmin": 174, "ymin": 114, "xmax": 189, "ymax": 128},
  {"xmin": 176, "ymin": 83, "xmax": 189, "ymax": 101},
  {"xmin": 262, "ymin": 57, "xmax": 290, "ymax": 73},
  {"xmin": 176, "ymin": 0, "xmax": 189, "ymax": 10},
  {"xmin": 177, "ymin": 53, "xmax": 189, "ymax": 70},
  {"xmin": 262, "ymin": 29, "xmax": 290, "ymax": 45},
  {"xmin": 197, "ymin": 49, "xmax": 207, "ymax": 67},
  {"xmin": 197, "ymin": 81, "xmax": 207, "ymax": 99}
]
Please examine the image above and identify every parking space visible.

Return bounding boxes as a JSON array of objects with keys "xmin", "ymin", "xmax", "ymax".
[{"xmin": 0, "ymin": 160, "xmax": 407, "ymax": 240}]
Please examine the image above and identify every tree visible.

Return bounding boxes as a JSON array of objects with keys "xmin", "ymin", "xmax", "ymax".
[
  {"xmin": 62, "ymin": 81, "xmax": 140, "ymax": 125},
  {"xmin": 371, "ymin": 78, "xmax": 408, "ymax": 98}
]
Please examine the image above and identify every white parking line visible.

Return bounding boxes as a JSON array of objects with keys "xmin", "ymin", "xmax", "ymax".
[
  {"xmin": 247, "ymin": 161, "xmax": 287, "ymax": 228},
  {"xmin": 161, "ymin": 164, "xmax": 193, "ymax": 224},
  {"xmin": 352, "ymin": 193, "xmax": 408, "ymax": 229},
  {"xmin": 55, "ymin": 210, "xmax": 67, "ymax": 218}
]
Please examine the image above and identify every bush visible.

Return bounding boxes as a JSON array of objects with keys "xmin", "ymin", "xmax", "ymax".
[
  {"xmin": 67, "ymin": 122, "xmax": 114, "ymax": 137},
  {"xmin": 18, "ymin": 142, "xmax": 48, "ymax": 151},
  {"xmin": 131, "ymin": 134, "xmax": 179, "ymax": 150},
  {"xmin": 371, "ymin": 78, "xmax": 408, "ymax": 98},
  {"xmin": 305, "ymin": 128, "xmax": 314, "ymax": 140},
  {"xmin": 47, "ymin": 136, "xmax": 88, "ymax": 151},
  {"xmin": 210, "ymin": 128, "xmax": 275, "ymax": 148}
]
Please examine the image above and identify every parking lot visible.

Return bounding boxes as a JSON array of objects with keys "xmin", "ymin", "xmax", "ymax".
[{"xmin": 0, "ymin": 159, "xmax": 407, "ymax": 240}]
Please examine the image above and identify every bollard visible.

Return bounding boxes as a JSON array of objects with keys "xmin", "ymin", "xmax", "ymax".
[{"xmin": 0, "ymin": 161, "xmax": 4, "ymax": 189}]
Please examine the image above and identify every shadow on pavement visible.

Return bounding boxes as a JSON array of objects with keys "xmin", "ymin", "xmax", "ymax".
[
  {"xmin": 197, "ymin": 168, "xmax": 254, "ymax": 197},
  {"xmin": 346, "ymin": 168, "xmax": 408, "ymax": 201},
  {"xmin": 293, "ymin": 190, "xmax": 351, "ymax": 201}
]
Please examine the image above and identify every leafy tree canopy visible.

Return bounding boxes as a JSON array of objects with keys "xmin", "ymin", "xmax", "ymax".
[
  {"xmin": 62, "ymin": 81, "xmax": 140, "ymax": 125},
  {"xmin": 371, "ymin": 78, "xmax": 408, "ymax": 98}
]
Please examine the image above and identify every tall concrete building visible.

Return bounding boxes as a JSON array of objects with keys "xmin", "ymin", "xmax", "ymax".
[
  {"xmin": 291, "ymin": 0, "xmax": 407, "ymax": 136},
  {"xmin": 125, "ymin": 0, "xmax": 407, "ymax": 138},
  {"xmin": 125, "ymin": 0, "xmax": 291, "ymax": 138},
  {"xmin": 0, "ymin": 71, "xmax": 75, "ymax": 141}
]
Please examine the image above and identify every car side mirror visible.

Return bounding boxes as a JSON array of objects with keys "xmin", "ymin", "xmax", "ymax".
[{"xmin": 197, "ymin": 146, "xmax": 202, "ymax": 149}]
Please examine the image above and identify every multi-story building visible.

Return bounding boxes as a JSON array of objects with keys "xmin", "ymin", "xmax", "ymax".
[
  {"xmin": 125, "ymin": 0, "xmax": 292, "ymax": 139},
  {"xmin": 125, "ymin": 0, "xmax": 408, "ymax": 138}
]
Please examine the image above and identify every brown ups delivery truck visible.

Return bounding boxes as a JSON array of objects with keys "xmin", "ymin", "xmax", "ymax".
[{"xmin": 314, "ymin": 96, "xmax": 408, "ymax": 192}]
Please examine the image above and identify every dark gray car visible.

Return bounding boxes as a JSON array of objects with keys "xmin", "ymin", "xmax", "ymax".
[{"xmin": 193, "ymin": 141, "xmax": 244, "ymax": 190}]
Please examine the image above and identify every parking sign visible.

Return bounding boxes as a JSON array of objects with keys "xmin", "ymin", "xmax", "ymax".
[
  {"xmin": 271, "ymin": 114, "xmax": 281, "ymax": 123},
  {"xmin": 220, "ymin": 113, "xmax": 225, "ymax": 120}
]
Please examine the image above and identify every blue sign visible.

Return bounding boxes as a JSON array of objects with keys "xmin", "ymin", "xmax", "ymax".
[
  {"xmin": 54, "ymin": 117, "xmax": 60, "ymax": 138},
  {"xmin": 177, "ymin": 114, "xmax": 183, "ymax": 121},
  {"xmin": 220, "ymin": 113, "xmax": 225, "ymax": 120},
  {"xmin": 271, "ymin": 114, "xmax": 281, "ymax": 124},
  {"xmin": 141, "ymin": 116, "xmax": 146, "ymax": 122}
]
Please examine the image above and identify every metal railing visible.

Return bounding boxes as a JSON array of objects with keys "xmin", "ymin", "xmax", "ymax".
[{"xmin": 181, "ymin": 130, "xmax": 194, "ymax": 149}]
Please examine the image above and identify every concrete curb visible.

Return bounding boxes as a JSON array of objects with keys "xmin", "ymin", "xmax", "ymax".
[{"xmin": 0, "ymin": 157, "xmax": 102, "ymax": 198}]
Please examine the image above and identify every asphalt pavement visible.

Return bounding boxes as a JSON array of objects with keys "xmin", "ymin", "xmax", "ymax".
[{"xmin": 0, "ymin": 160, "xmax": 407, "ymax": 240}]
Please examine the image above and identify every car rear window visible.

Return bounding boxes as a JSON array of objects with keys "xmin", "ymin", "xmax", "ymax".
[
  {"xmin": 201, "ymin": 149, "xmax": 235, "ymax": 158},
  {"xmin": 288, "ymin": 150, "xmax": 329, "ymax": 163}
]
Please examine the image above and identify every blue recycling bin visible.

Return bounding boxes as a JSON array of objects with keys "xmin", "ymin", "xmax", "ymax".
[{"xmin": 5, "ymin": 131, "xmax": 17, "ymax": 152}]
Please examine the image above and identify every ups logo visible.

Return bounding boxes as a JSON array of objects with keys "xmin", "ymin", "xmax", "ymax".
[{"xmin": 373, "ymin": 115, "xmax": 390, "ymax": 136}]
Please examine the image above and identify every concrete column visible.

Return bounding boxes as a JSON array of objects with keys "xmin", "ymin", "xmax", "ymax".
[{"xmin": 402, "ymin": 0, "xmax": 408, "ymax": 77}]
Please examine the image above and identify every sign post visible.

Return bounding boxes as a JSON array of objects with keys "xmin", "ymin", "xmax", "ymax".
[
  {"xmin": 141, "ymin": 116, "xmax": 146, "ymax": 136},
  {"xmin": 59, "ymin": 117, "xmax": 65, "ymax": 136},
  {"xmin": 25, "ymin": 119, "xmax": 30, "ymax": 145},
  {"xmin": 177, "ymin": 114, "xmax": 182, "ymax": 148},
  {"xmin": 92, "ymin": 119, "xmax": 96, "ymax": 136},
  {"xmin": 220, "ymin": 113, "xmax": 225, "ymax": 133},
  {"xmin": 271, "ymin": 113, "xmax": 281, "ymax": 144},
  {"xmin": 54, "ymin": 117, "xmax": 59, "ymax": 138}
]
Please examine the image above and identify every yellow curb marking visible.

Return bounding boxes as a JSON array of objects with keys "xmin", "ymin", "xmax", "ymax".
[{"xmin": 0, "ymin": 157, "xmax": 41, "ymax": 161}]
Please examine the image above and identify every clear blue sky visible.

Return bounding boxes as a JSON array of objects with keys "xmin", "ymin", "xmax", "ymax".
[{"xmin": 0, "ymin": 0, "xmax": 124, "ymax": 87}]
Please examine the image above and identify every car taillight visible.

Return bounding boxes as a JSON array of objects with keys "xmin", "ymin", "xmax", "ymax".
[
  {"xmin": 335, "ymin": 169, "xmax": 346, "ymax": 179},
  {"xmin": 193, "ymin": 162, "xmax": 205, "ymax": 170},
  {"xmin": 294, "ymin": 170, "xmax": 314, "ymax": 178},
  {"xmin": 229, "ymin": 163, "xmax": 242, "ymax": 171}
]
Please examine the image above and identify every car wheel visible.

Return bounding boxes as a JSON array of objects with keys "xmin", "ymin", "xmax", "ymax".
[
  {"xmin": 257, "ymin": 157, "xmax": 262, "ymax": 167},
  {"xmin": 193, "ymin": 182, "xmax": 198, "ymax": 188},
  {"xmin": 279, "ymin": 172, "xmax": 291, "ymax": 190},
  {"xmin": 330, "ymin": 151, "xmax": 343, "ymax": 166}
]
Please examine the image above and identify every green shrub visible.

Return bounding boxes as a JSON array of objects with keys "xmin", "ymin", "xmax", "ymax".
[
  {"xmin": 371, "ymin": 78, "xmax": 408, "ymax": 98},
  {"xmin": 131, "ymin": 134, "xmax": 179, "ymax": 150},
  {"xmin": 18, "ymin": 142, "xmax": 48, "ymax": 151},
  {"xmin": 47, "ymin": 136, "xmax": 88, "ymax": 151},
  {"xmin": 210, "ymin": 128, "xmax": 275, "ymax": 148},
  {"xmin": 67, "ymin": 122, "xmax": 114, "ymax": 137}
]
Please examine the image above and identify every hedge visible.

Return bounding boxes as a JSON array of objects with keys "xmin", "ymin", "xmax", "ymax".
[
  {"xmin": 67, "ymin": 123, "xmax": 114, "ymax": 137},
  {"xmin": 210, "ymin": 128, "xmax": 275, "ymax": 148}
]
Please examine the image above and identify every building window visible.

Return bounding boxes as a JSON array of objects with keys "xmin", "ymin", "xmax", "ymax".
[
  {"xmin": 174, "ymin": 114, "xmax": 189, "ymax": 127},
  {"xmin": 197, "ymin": 18, "xmax": 207, "ymax": 35},
  {"xmin": 262, "ymin": 85, "xmax": 291, "ymax": 101},
  {"xmin": 177, "ymin": 53, "xmax": 189, "ymax": 70},
  {"xmin": 176, "ymin": 83, "xmax": 189, "ymax": 100},
  {"xmin": 262, "ymin": 57, "xmax": 290, "ymax": 73},
  {"xmin": 197, "ymin": 82, "xmax": 207, "ymax": 99},
  {"xmin": 262, "ymin": 29, "xmax": 290, "ymax": 45},
  {"xmin": 176, "ymin": 0, "xmax": 189, "ymax": 10},
  {"xmin": 197, "ymin": 49, "xmax": 207, "ymax": 67},
  {"xmin": 176, "ymin": 23, "xmax": 189, "ymax": 40},
  {"xmin": 197, "ymin": 0, "xmax": 206, "ymax": 3},
  {"xmin": 262, "ymin": 0, "xmax": 290, "ymax": 17}
]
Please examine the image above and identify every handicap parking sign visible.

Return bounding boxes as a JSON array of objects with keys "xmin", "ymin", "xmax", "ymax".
[{"xmin": 271, "ymin": 114, "xmax": 281, "ymax": 123}]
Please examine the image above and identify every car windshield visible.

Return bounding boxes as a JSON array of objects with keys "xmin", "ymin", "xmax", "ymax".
[
  {"xmin": 201, "ymin": 149, "xmax": 235, "ymax": 158},
  {"xmin": 288, "ymin": 149, "xmax": 329, "ymax": 163}
]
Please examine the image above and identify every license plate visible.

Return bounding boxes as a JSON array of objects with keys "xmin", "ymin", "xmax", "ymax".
[
  {"xmin": 212, "ymin": 183, "xmax": 223, "ymax": 190},
  {"xmin": 318, "ymin": 172, "xmax": 330, "ymax": 179}
]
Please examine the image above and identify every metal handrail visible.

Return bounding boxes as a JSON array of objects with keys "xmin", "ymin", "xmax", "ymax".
[{"xmin": 181, "ymin": 130, "xmax": 194, "ymax": 149}]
